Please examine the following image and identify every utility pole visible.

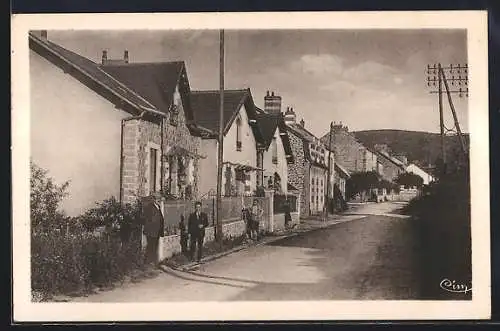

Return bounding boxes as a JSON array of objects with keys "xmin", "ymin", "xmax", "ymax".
[
  {"xmin": 215, "ymin": 30, "xmax": 225, "ymax": 243},
  {"xmin": 326, "ymin": 121, "xmax": 333, "ymax": 216},
  {"xmin": 438, "ymin": 63, "xmax": 446, "ymax": 174},
  {"xmin": 426, "ymin": 63, "xmax": 468, "ymax": 176}
]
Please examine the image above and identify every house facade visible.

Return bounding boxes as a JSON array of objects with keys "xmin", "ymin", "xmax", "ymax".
[
  {"xmin": 29, "ymin": 31, "xmax": 205, "ymax": 216},
  {"xmin": 321, "ymin": 123, "xmax": 378, "ymax": 174},
  {"xmin": 191, "ymin": 89, "xmax": 264, "ymax": 197},
  {"xmin": 255, "ymin": 109, "xmax": 294, "ymax": 194},
  {"xmin": 334, "ymin": 162, "xmax": 350, "ymax": 200},
  {"xmin": 284, "ymin": 106, "xmax": 333, "ymax": 216},
  {"xmin": 373, "ymin": 144, "xmax": 406, "ymax": 182}
]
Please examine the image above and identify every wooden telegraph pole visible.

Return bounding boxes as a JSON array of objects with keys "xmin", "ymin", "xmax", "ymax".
[
  {"xmin": 215, "ymin": 30, "xmax": 225, "ymax": 243},
  {"xmin": 426, "ymin": 63, "xmax": 468, "ymax": 176}
]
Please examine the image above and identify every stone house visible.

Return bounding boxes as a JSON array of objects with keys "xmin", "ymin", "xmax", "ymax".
[
  {"xmin": 334, "ymin": 162, "xmax": 350, "ymax": 200},
  {"xmin": 283, "ymin": 106, "xmax": 334, "ymax": 216},
  {"xmin": 190, "ymin": 89, "xmax": 264, "ymax": 197},
  {"xmin": 373, "ymin": 144, "xmax": 406, "ymax": 182},
  {"xmin": 321, "ymin": 123, "xmax": 378, "ymax": 174},
  {"xmin": 29, "ymin": 31, "xmax": 206, "ymax": 216}
]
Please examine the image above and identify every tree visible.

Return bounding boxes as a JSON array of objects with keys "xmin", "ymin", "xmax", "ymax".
[
  {"xmin": 346, "ymin": 171, "xmax": 380, "ymax": 200},
  {"xmin": 395, "ymin": 172, "xmax": 424, "ymax": 189},
  {"xmin": 30, "ymin": 161, "xmax": 70, "ymax": 231}
]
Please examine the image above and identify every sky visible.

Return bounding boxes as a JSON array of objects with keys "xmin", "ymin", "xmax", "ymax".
[{"xmin": 43, "ymin": 29, "xmax": 468, "ymax": 137}]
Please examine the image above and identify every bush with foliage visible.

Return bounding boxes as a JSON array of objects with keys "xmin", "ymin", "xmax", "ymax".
[
  {"xmin": 31, "ymin": 230, "xmax": 144, "ymax": 296},
  {"xmin": 395, "ymin": 172, "xmax": 424, "ymax": 189},
  {"xmin": 76, "ymin": 196, "xmax": 143, "ymax": 243},
  {"xmin": 30, "ymin": 161, "xmax": 71, "ymax": 232},
  {"xmin": 30, "ymin": 162, "xmax": 147, "ymax": 298},
  {"xmin": 402, "ymin": 167, "xmax": 471, "ymax": 299},
  {"xmin": 346, "ymin": 171, "xmax": 380, "ymax": 200}
]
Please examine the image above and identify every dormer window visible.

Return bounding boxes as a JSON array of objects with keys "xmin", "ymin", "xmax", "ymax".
[{"xmin": 236, "ymin": 117, "xmax": 242, "ymax": 151}]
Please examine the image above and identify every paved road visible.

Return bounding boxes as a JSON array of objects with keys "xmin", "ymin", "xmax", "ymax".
[{"xmin": 73, "ymin": 202, "xmax": 422, "ymax": 302}]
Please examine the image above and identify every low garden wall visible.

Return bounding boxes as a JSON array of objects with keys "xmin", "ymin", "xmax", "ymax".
[
  {"xmin": 272, "ymin": 212, "xmax": 300, "ymax": 232},
  {"xmin": 158, "ymin": 219, "xmax": 247, "ymax": 261}
]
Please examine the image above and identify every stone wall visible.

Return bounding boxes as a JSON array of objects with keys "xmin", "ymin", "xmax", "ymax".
[
  {"xmin": 121, "ymin": 83, "xmax": 202, "ymax": 204},
  {"xmin": 322, "ymin": 131, "xmax": 368, "ymax": 173},
  {"xmin": 273, "ymin": 212, "xmax": 300, "ymax": 231},
  {"xmin": 287, "ymin": 131, "xmax": 310, "ymax": 217},
  {"xmin": 377, "ymin": 154, "xmax": 404, "ymax": 182}
]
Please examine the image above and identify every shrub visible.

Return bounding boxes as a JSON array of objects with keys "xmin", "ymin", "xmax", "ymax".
[
  {"xmin": 395, "ymin": 172, "xmax": 424, "ymax": 189},
  {"xmin": 76, "ymin": 196, "xmax": 142, "ymax": 243},
  {"xmin": 30, "ymin": 161, "xmax": 70, "ymax": 232},
  {"xmin": 31, "ymin": 191, "xmax": 146, "ymax": 298},
  {"xmin": 31, "ymin": 230, "xmax": 144, "ymax": 296},
  {"xmin": 402, "ymin": 168, "xmax": 471, "ymax": 299}
]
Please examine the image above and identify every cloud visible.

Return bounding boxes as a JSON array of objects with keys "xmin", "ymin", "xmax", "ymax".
[{"xmin": 291, "ymin": 54, "xmax": 344, "ymax": 76}]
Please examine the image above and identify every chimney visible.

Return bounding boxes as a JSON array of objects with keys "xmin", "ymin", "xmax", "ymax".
[
  {"xmin": 284, "ymin": 106, "xmax": 296, "ymax": 125},
  {"xmin": 40, "ymin": 30, "xmax": 48, "ymax": 39},
  {"xmin": 264, "ymin": 90, "xmax": 282, "ymax": 114},
  {"xmin": 124, "ymin": 50, "xmax": 129, "ymax": 63},
  {"xmin": 102, "ymin": 50, "xmax": 108, "ymax": 64},
  {"xmin": 300, "ymin": 118, "xmax": 305, "ymax": 127}
]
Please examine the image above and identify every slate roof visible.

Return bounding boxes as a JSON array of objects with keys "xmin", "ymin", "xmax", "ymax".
[
  {"xmin": 29, "ymin": 32, "xmax": 199, "ymax": 125},
  {"xmin": 376, "ymin": 150, "xmax": 406, "ymax": 169},
  {"xmin": 286, "ymin": 122, "xmax": 317, "ymax": 143},
  {"xmin": 29, "ymin": 33, "xmax": 157, "ymax": 112},
  {"xmin": 335, "ymin": 162, "xmax": 351, "ymax": 178},
  {"xmin": 190, "ymin": 89, "xmax": 263, "ymax": 142},
  {"xmin": 255, "ymin": 112, "xmax": 280, "ymax": 149},
  {"xmin": 254, "ymin": 107, "xmax": 294, "ymax": 164},
  {"xmin": 100, "ymin": 62, "xmax": 192, "ymax": 118}
]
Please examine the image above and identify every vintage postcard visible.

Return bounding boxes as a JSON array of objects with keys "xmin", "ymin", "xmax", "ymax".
[{"xmin": 11, "ymin": 11, "xmax": 490, "ymax": 321}]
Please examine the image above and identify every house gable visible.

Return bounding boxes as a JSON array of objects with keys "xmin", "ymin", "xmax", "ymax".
[{"xmin": 28, "ymin": 32, "xmax": 159, "ymax": 118}]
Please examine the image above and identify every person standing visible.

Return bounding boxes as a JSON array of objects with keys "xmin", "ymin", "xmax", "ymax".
[
  {"xmin": 188, "ymin": 201, "xmax": 209, "ymax": 262},
  {"xmin": 250, "ymin": 199, "xmax": 263, "ymax": 240},
  {"xmin": 141, "ymin": 193, "xmax": 165, "ymax": 267}
]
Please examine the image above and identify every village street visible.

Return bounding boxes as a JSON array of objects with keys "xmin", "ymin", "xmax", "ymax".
[{"xmin": 71, "ymin": 201, "xmax": 423, "ymax": 302}]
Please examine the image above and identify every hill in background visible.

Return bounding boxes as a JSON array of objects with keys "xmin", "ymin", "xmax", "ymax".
[{"xmin": 352, "ymin": 129, "xmax": 469, "ymax": 169}]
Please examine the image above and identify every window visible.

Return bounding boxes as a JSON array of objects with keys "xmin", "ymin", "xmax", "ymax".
[
  {"xmin": 236, "ymin": 117, "xmax": 242, "ymax": 151},
  {"xmin": 147, "ymin": 144, "xmax": 161, "ymax": 195}
]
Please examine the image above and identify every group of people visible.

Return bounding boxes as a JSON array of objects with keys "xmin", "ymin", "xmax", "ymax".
[
  {"xmin": 141, "ymin": 193, "xmax": 209, "ymax": 266},
  {"xmin": 141, "ymin": 194, "xmax": 271, "ymax": 266},
  {"xmin": 243, "ymin": 199, "xmax": 264, "ymax": 241}
]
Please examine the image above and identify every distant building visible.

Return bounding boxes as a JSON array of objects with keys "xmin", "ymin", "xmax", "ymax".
[
  {"xmin": 406, "ymin": 163, "xmax": 435, "ymax": 186},
  {"xmin": 334, "ymin": 162, "xmax": 350, "ymax": 200},
  {"xmin": 321, "ymin": 123, "xmax": 378, "ymax": 174},
  {"xmin": 373, "ymin": 144, "xmax": 406, "ymax": 182},
  {"xmin": 285, "ymin": 106, "xmax": 334, "ymax": 216},
  {"xmin": 190, "ymin": 89, "xmax": 264, "ymax": 197}
]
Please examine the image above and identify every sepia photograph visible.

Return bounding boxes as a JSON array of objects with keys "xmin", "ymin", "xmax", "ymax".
[{"xmin": 11, "ymin": 11, "xmax": 490, "ymax": 321}]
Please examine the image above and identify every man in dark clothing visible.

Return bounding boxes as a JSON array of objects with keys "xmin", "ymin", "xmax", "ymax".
[
  {"xmin": 188, "ymin": 201, "xmax": 209, "ymax": 262},
  {"xmin": 141, "ymin": 193, "xmax": 165, "ymax": 266}
]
